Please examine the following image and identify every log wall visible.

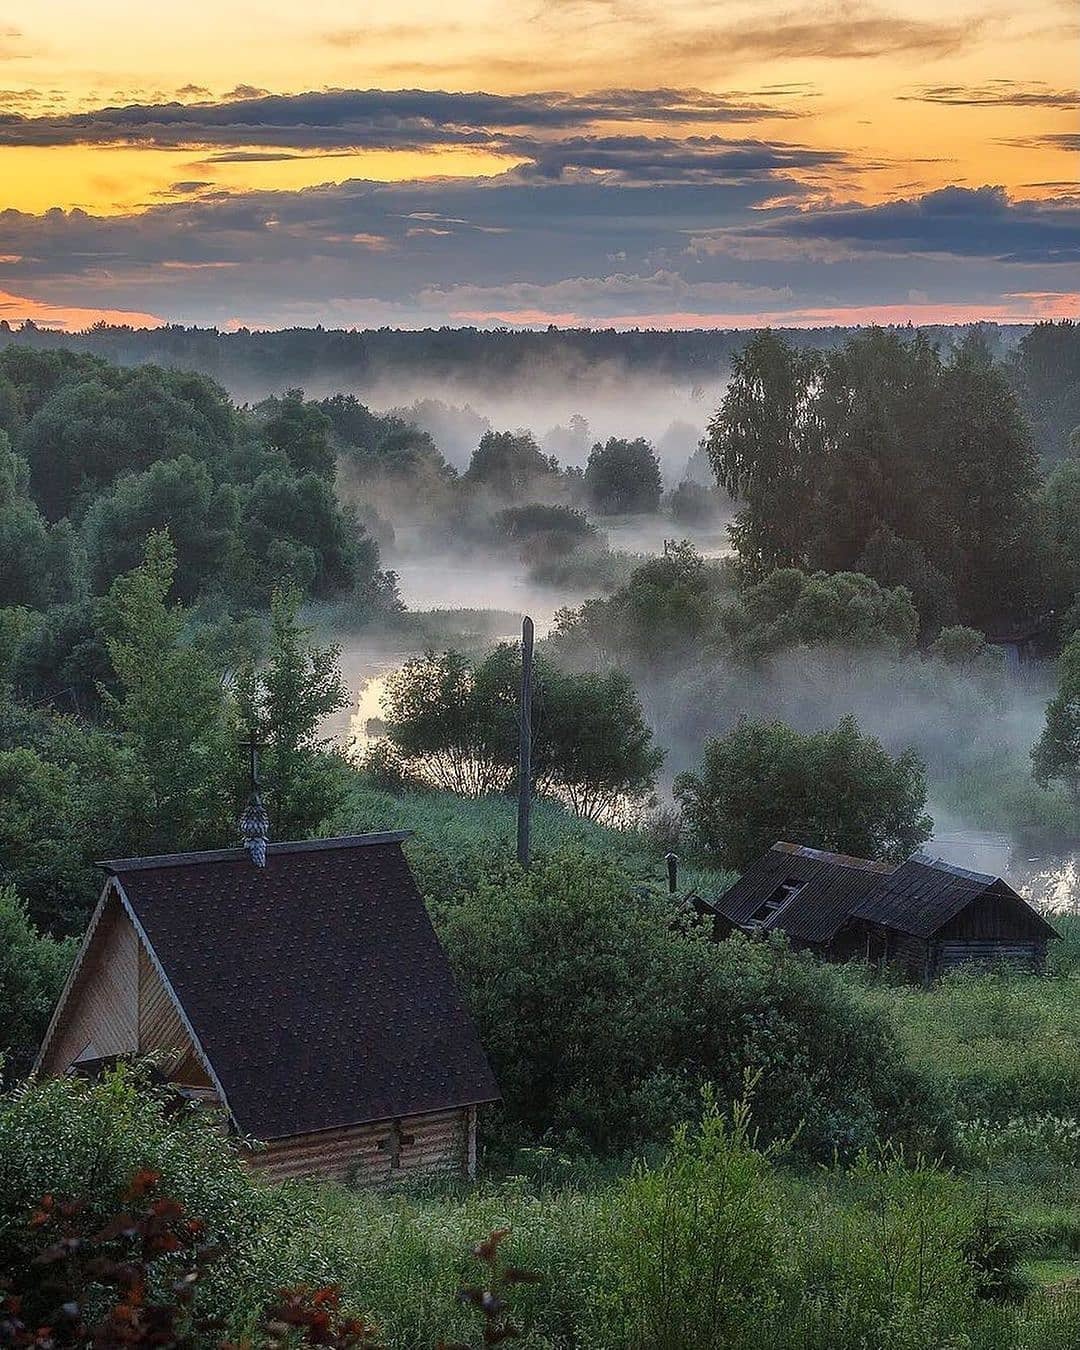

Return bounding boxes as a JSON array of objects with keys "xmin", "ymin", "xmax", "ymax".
[
  {"xmin": 247, "ymin": 1106, "xmax": 474, "ymax": 1184},
  {"xmin": 932, "ymin": 939, "xmax": 1047, "ymax": 975}
]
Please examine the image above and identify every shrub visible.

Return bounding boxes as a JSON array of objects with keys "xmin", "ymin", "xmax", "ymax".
[
  {"xmin": 0, "ymin": 887, "xmax": 74, "ymax": 1078},
  {"xmin": 437, "ymin": 851, "xmax": 951, "ymax": 1160},
  {"xmin": 594, "ymin": 1094, "xmax": 780, "ymax": 1349},
  {"xmin": 674, "ymin": 714, "xmax": 932, "ymax": 870}
]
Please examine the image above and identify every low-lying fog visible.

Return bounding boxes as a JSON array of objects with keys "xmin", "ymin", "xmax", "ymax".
[{"xmin": 293, "ymin": 369, "xmax": 1080, "ymax": 914}]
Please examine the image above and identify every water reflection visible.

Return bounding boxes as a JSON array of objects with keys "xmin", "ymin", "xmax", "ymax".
[{"xmin": 930, "ymin": 828, "xmax": 1080, "ymax": 914}]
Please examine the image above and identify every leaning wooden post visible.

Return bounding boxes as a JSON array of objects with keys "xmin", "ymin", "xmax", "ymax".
[{"xmin": 517, "ymin": 615, "xmax": 534, "ymax": 869}]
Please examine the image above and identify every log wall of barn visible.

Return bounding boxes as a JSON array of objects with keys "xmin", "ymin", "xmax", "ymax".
[
  {"xmin": 888, "ymin": 930, "xmax": 931, "ymax": 982},
  {"xmin": 247, "ymin": 1106, "xmax": 476, "ymax": 1184},
  {"xmin": 931, "ymin": 939, "xmax": 1047, "ymax": 975}
]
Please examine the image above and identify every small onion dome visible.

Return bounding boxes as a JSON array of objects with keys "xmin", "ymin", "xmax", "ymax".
[{"xmin": 240, "ymin": 792, "xmax": 270, "ymax": 867}]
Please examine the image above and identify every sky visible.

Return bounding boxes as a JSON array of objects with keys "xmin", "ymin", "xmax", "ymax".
[{"xmin": 0, "ymin": 0, "xmax": 1076, "ymax": 330}]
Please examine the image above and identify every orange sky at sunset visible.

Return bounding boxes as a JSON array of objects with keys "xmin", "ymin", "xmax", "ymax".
[{"xmin": 0, "ymin": 0, "xmax": 1076, "ymax": 328}]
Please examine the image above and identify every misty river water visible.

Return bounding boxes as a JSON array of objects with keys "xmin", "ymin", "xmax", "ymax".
[{"xmin": 331, "ymin": 523, "xmax": 1080, "ymax": 916}]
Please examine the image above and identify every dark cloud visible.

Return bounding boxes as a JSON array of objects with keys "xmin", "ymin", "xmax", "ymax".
[
  {"xmin": 1001, "ymin": 133, "xmax": 1080, "ymax": 153},
  {"xmin": 711, "ymin": 187, "xmax": 1080, "ymax": 265},
  {"xmin": 222, "ymin": 85, "xmax": 271, "ymax": 101},
  {"xmin": 904, "ymin": 81, "xmax": 1078, "ymax": 108},
  {"xmin": 0, "ymin": 85, "xmax": 801, "ymax": 152},
  {"xmin": 0, "ymin": 175, "xmax": 1073, "ymax": 328},
  {"xmin": 514, "ymin": 134, "xmax": 846, "ymax": 183}
]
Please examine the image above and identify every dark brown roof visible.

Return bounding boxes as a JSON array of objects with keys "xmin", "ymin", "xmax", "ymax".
[
  {"xmin": 850, "ymin": 853, "xmax": 1059, "ymax": 940},
  {"xmin": 104, "ymin": 834, "xmax": 499, "ymax": 1140},
  {"xmin": 707, "ymin": 842, "xmax": 894, "ymax": 944}
]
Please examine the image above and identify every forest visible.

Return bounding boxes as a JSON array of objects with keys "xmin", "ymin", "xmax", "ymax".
[{"xmin": 3, "ymin": 319, "xmax": 1080, "ymax": 1348}]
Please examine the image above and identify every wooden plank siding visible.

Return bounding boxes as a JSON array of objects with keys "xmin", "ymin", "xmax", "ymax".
[
  {"xmin": 247, "ymin": 1106, "xmax": 473, "ymax": 1184},
  {"xmin": 40, "ymin": 896, "xmax": 139, "ymax": 1074},
  {"xmin": 932, "ymin": 939, "xmax": 1047, "ymax": 975}
]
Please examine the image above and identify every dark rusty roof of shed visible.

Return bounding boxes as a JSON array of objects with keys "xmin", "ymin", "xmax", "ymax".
[
  {"xmin": 708, "ymin": 842, "xmax": 894, "ymax": 943},
  {"xmin": 105, "ymin": 834, "xmax": 499, "ymax": 1140},
  {"xmin": 849, "ymin": 853, "xmax": 1059, "ymax": 939}
]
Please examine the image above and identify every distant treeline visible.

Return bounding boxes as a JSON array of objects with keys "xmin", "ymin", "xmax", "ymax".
[{"xmin": 0, "ymin": 315, "xmax": 1035, "ymax": 390}]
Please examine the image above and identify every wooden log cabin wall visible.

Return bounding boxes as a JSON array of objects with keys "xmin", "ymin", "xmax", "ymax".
[{"xmin": 35, "ymin": 833, "xmax": 499, "ymax": 1183}]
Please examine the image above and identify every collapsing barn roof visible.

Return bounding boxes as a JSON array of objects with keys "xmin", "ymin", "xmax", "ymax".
[
  {"xmin": 850, "ymin": 854, "xmax": 1059, "ymax": 939},
  {"xmin": 704, "ymin": 842, "xmax": 893, "ymax": 944},
  {"xmin": 704, "ymin": 842, "xmax": 1057, "ymax": 945},
  {"xmin": 36, "ymin": 834, "xmax": 499, "ymax": 1140}
]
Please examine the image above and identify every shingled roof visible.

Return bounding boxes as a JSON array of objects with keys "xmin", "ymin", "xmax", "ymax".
[
  {"xmin": 707, "ymin": 842, "xmax": 894, "ymax": 944},
  {"xmin": 850, "ymin": 853, "xmax": 1059, "ymax": 939},
  {"xmin": 706, "ymin": 843, "xmax": 1058, "ymax": 946},
  {"xmin": 93, "ymin": 834, "xmax": 499, "ymax": 1140}
]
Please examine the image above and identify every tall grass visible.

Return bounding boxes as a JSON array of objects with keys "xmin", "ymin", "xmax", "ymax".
[
  {"xmin": 854, "ymin": 967, "xmax": 1080, "ymax": 1123},
  {"xmin": 324, "ymin": 780, "xmax": 733, "ymax": 902}
]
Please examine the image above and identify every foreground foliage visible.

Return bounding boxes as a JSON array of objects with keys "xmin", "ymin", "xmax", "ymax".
[{"xmin": 2, "ymin": 1074, "xmax": 1078, "ymax": 1349}]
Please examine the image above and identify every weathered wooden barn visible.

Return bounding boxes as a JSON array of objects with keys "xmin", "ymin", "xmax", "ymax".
[
  {"xmin": 698, "ymin": 841, "xmax": 1058, "ymax": 980},
  {"xmin": 35, "ymin": 832, "xmax": 499, "ymax": 1183}
]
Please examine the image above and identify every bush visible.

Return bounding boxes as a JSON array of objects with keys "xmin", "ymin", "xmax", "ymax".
[
  {"xmin": 595, "ymin": 1095, "xmax": 780, "ymax": 1349},
  {"xmin": 675, "ymin": 714, "xmax": 933, "ymax": 870},
  {"xmin": 0, "ymin": 887, "xmax": 74, "ymax": 1078},
  {"xmin": 0, "ymin": 1074, "xmax": 538, "ymax": 1349},
  {"xmin": 437, "ymin": 851, "xmax": 951, "ymax": 1160}
]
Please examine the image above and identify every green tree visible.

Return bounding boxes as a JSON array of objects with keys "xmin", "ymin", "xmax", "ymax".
[
  {"xmin": 854, "ymin": 526, "xmax": 958, "ymax": 638},
  {"xmin": 549, "ymin": 542, "xmax": 725, "ymax": 669},
  {"xmin": 101, "ymin": 532, "xmax": 232, "ymax": 852},
  {"xmin": 260, "ymin": 388, "xmax": 336, "ymax": 478},
  {"xmin": 19, "ymin": 364, "xmax": 239, "ymax": 520},
  {"xmin": 0, "ymin": 887, "xmax": 74, "ymax": 1076},
  {"xmin": 232, "ymin": 470, "xmax": 367, "ymax": 603},
  {"xmin": 928, "ymin": 625, "xmax": 1003, "ymax": 674},
  {"xmin": 494, "ymin": 503, "xmax": 597, "ymax": 562},
  {"xmin": 667, "ymin": 478, "xmax": 716, "ymax": 525},
  {"xmin": 380, "ymin": 645, "xmax": 662, "ymax": 816},
  {"xmin": 705, "ymin": 328, "xmax": 1045, "ymax": 627},
  {"xmin": 234, "ymin": 589, "xmax": 351, "ymax": 839},
  {"xmin": 536, "ymin": 665, "xmax": 663, "ymax": 821},
  {"xmin": 0, "ymin": 433, "xmax": 80, "ymax": 610},
  {"xmin": 1008, "ymin": 319, "xmax": 1080, "ymax": 460},
  {"xmin": 720, "ymin": 568, "xmax": 919, "ymax": 659},
  {"xmin": 813, "ymin": 328, "xmax": 943, "ymax": 572},
  {"xmin": 1032, "ymin": 633, "xmax": 1080, "ymax": 796},
  {"xmin": 938, "ymin": 334, "xmax": 1040, "ymax": 626},
  {"xmin": 0, "ymin": 746, "xmax": 91, "ymax": 933},
  {"xmin": 464, "ymin": 429, "xmax": 554, "ymax": 499},
  {"xmin": 704, "ymin": 331, "xmax": 823, "ymax": 574},
  {"xmin": 584, "ymin": 437, "xmax": 663, "ymax": 515},
  {"xmin": 82, "ymin": 455, "xmax": 239, "ymax": 600},
  {"xmin": 675, "ymin": 715, "xmax": 932, "ymax": 870},
  {"xmin": 9, "ymin": 597, "xmax": 115, "ymax": 718}
]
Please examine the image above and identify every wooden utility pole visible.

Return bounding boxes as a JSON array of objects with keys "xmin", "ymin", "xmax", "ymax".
[{"xmin": 517, "ymin": 615, "xmax": 534, "ymax": 869}]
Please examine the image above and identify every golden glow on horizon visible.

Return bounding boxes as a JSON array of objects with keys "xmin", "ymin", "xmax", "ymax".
[
  {"xmin": 0, "ymin": 144, "xmax": 524, "ymax": 215},
  {"xmin": 2, "ymin": 0, "xmax": 1076, "ymax": 328},
  {"xmin": 3, "ymin": 0, "xmax": 1074, "ymax": 214}
]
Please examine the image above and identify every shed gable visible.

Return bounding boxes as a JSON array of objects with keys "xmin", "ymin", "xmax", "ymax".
[{"xmin": 36, "ymin": 885, "xmax": 213, "ymax": 1094}]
